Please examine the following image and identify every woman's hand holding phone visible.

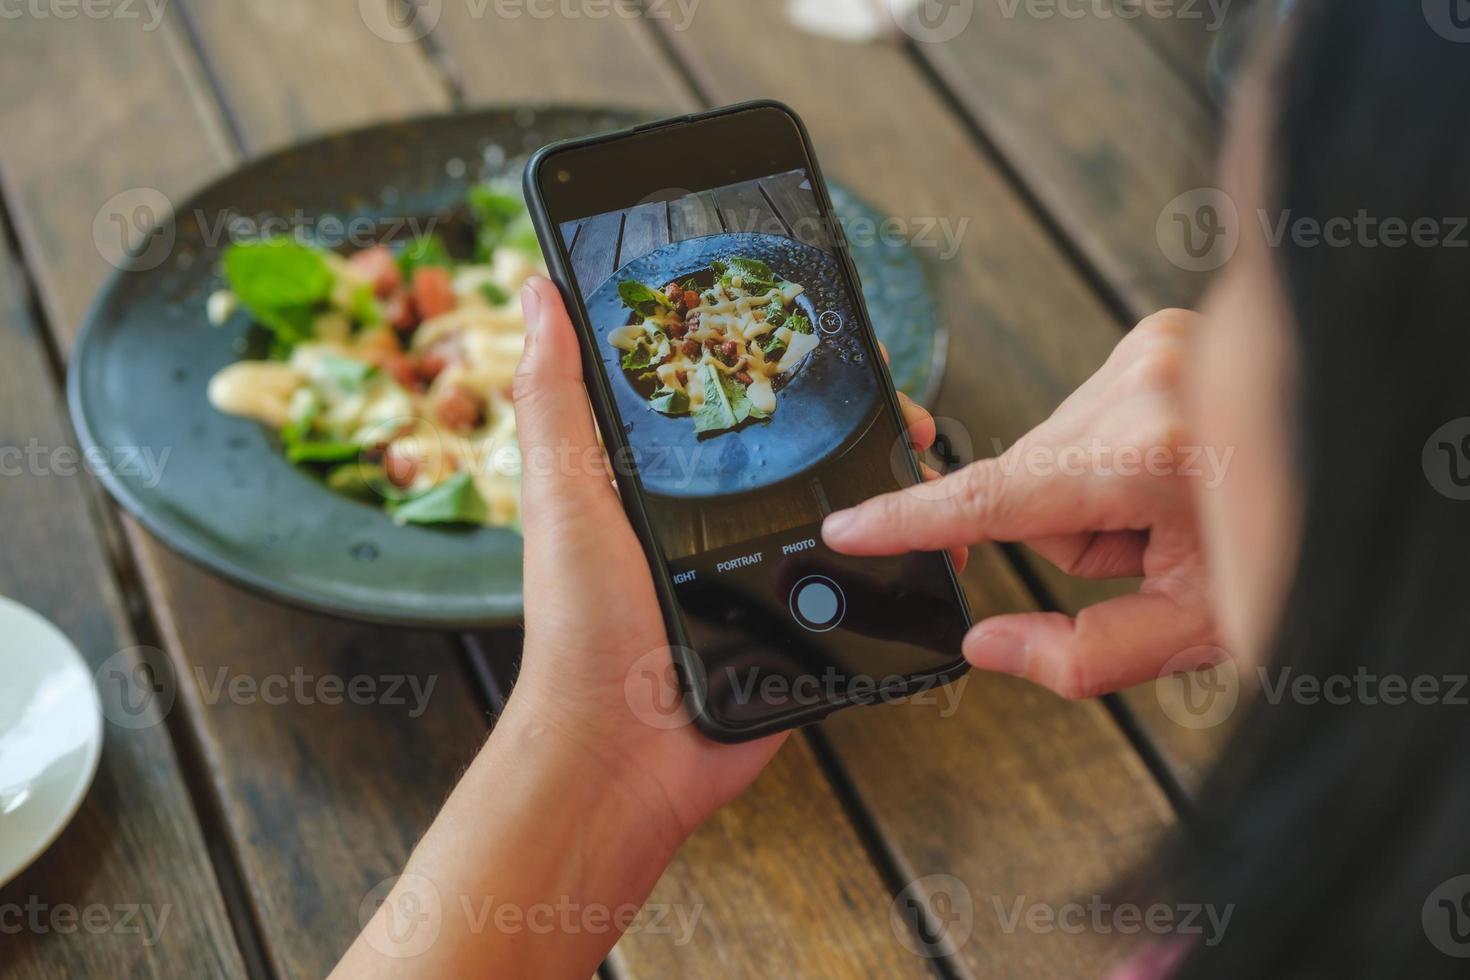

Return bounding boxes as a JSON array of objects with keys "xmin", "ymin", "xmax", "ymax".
[
  {"xmin": 824, "ymin": 309, "xmax": 1223, "ymax": 700},
  {"xmin": 505, "ymin": 277, "xmax": 957, "ymax": 819},
  {"xmin": 504, "ymin": 276, "xmax": 789, "ymax": 836}
]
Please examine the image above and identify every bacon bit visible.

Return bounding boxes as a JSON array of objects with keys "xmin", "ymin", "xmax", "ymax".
[
  {"xmin": 418, "ymin": 351, "xmax": 449, "ymax": 383},
  {"xmin": 683, "ymin": 290, "xmax": 700, "ymax": 310},
  {"xmin": 663, "ymin": 282, "xmax": 682, "ymax": 302},
  {"xmin": 435, "ymin": 385, "xmax": 485, "ymax": 433},
  {"xmin": 685, "ymin": 312, "xmax": 702, "ymax": 332},
  {"xmin": 348, "ymin": 245, "xmax": 402, "ymax": 298},
  {"xmin": 676, "ymin": 368, "xmax": 688, "ymax": 386},
  {"xmin": 704, "ymin": 337, "xmax": 719, "ymax": 350},
  {"xmin": 668, "ymin": 319, "xmax": 688, "ymax": 339},
  {"xmin": 681, "ymin": 339, "xmax": 701, "ymax": 358},
  {"xmin": 383, "ymin": 353, "xmax": 423, "ymax": 391},
  {"xmin": 722, "ymin": 340, "xmax": 740, "ymax": 360},
  {"xmin": 384, "ymin": 447, "xmax": 419, "ymax": 488},
  {"xmin": 735, "ymin": 371, "xmax": 753, "ymax": 385},
  {"xmin": 386, "ymin": 291, "xmax": 417, "ymax": 331},
  {"xmin": 412, "ymin": 266, "xmax": 456, "ymax": 321}
]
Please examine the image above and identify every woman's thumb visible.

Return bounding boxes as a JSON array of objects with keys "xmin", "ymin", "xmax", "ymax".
[{"xmin": 513, "ymin": 277, "xmax": 619, "ymax": 531}]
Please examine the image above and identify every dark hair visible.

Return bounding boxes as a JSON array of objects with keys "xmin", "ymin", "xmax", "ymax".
[{"xmin": 1168, "ymin": 2, "xmax": 1470, "ymax": 976}]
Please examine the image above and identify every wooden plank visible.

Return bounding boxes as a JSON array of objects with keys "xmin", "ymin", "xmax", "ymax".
[
  {"xmin": 912, "ymin": 4, "xmax": 1220, "ymax": 316},
  {"xmin": 712, "ymin": 179, "xmax": 785, "ymax": 236},
  {"xmin": 608, "ymin": 740, "xmax": 932, "ymax": 980},
  {"xmin": 570, "ymin": 210, "xmax": 625, "ymax": 292},
  {"xmin": 759, "ymin": 170, "xmax": 828, "ymax": 250},
  {"xmin": 1115, "ymin": 0, "xmax": 1223, "ymax": 94},
  {"xmin": 0, "ymin": 8, "xmax": 494, "ymax": 978},
  {"xmin": 653, "ymin": 7, "xmax": 1191, "ymax": 972},
  {"xmin": 429, "ymin": 0, "xmax": 690, "ymax": 111},
  {"xmin": 560, "ymin": 218, "xmax": 585, "ymax": 250},
  {"xmin": 179, "ymin": 0, "xmax": 451, "ymax": 152},
  {"xmin": 0, "ymin": 5, "xmax": 233, "ymax": 355},
  {"xmin": 0, "ymin": 218, "xmax": 246, "ymax": 980},
  {"xmin": 668, "ymin": 191, "xmax": 725, "ymax": 241},
  {"xmin": 618, "ymin": 200, "xmax": 671, "ymax": 265}
]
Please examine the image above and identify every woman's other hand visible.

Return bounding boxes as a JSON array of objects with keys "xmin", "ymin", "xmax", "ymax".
[{"xmin": 823, "ymin": 310, "xmax": 1223, "ymax": 699}]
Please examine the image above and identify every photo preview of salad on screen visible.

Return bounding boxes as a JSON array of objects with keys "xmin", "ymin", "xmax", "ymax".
[{"xmin": 560, "ymin": 166, "xmax": 909, "ymax": 567}]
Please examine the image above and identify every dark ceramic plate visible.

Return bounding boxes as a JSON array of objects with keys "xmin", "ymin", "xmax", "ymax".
[
  {"xmin": 588, "ymin": 233, "xmax": 880, "ymax": 498},
  {"xmin": 68, "ymin": 106, "xmax": 948, "ymax": 627}
]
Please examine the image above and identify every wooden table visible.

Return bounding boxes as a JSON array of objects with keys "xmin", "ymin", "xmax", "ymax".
[{"xmin": 0, "ymin": 2, "xmax": 1226, "ymax": 977}]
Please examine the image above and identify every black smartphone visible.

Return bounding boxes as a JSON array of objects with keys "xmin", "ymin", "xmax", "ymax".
[{"xmin": 524, "ymin": 100, "xmax": 971, "ymax": 742}]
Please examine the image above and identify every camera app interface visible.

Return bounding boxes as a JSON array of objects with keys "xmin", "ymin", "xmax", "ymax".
[{"xmin": 555, "ymin": 165, "xmax": 966, "ymax": 729}]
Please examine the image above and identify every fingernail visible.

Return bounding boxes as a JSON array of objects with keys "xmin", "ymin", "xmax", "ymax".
[
  {"xmin": 521, "ymin": 280, "xmax": 542, "ymax": 330},
  {"xmin": 965, "ymin": 628, "xmax": 1027, "ymax": 675},
  {"xmin": 822, "ymin": 508, "xmax": 857, "ymax": 541}
]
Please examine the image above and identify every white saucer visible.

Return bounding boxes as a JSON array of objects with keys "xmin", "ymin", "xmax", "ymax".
[{"xmin": 0, "ymin": 595, "xmax": 104, "ymax": 887}]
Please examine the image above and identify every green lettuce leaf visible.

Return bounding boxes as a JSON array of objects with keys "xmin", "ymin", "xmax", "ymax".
[
  {"xmin": 762, "ymin": 298, "xmax": 788, "ymax": 328},
  {"xmin": 326, "ymin": 463, "xmax": 386, "ymax": 502},
  {"xmin": 649, "ymin": 386, "xmax": 690, "ymax": 416},
  {"xmin": 726, "ymin": 375, "xmax": 769, "ymax": 425},
  {"xmin": 690, "ymin": 364, "xmax": 768, "ymax": 434},
  {"xmin": 467, "ymin": 181, "xmax": 542, "ymax": 262},
  {"xmin": 397, "ymin": 234, "xmax": 452, "ymax": 276},
  {"xmin": 786, "ymin": 312, "xmax": 813, "ymax": 335},
  {"xmin": 222, "ymin": 239, "xmax": 332, "ymax": 349},
  {"xmin": 757, "ymin": 331, "xmax": 787, "ymax": 361},
  {"xmin": 390, "ymin": 472, "xmax": 488, "ymax": 526},
  {"xmin": 692, "ymin": 365, "xmax": 736, "ymax": 434},
  {"xmin": 718, "ymin": 255, "xmax": 779, "ymax": 293},
  {"xmin": 285, "ymin": 438, "xmax": 362, "ymax": 464},
  {"xmin": 619, "ymin": 279, "xmax": 672, "ymax": 318},
  {"xmin": 621, "ymin": 341, "xmax": 656, "ymax": 371},
  {"xmin": 347, "ymin": 281, "xmax": 382, "ymax": 327}
]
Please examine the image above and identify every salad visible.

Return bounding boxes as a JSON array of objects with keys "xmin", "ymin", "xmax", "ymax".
[
  {"xmin": 609, "ymin": 256, "xmax": 818, "ymax": 436},
  {"xmin": 206, "ymin": 183, "xmax": 541, "ymax": 529}
]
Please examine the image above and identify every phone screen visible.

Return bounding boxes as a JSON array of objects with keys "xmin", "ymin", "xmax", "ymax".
[{"xmin": 535, "ymin": 106, "xmax": 969, "ymax": 734}]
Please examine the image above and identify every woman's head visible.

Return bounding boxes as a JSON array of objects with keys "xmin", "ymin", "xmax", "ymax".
[{"xmin": 1172, "ymin": 1, "xmax": 1470, "ymax": 974}]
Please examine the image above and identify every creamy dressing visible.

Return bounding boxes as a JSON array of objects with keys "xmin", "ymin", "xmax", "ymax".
[{"xmin": 207, "ymin": 361, "xmax": 304, "ymax": 428}]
